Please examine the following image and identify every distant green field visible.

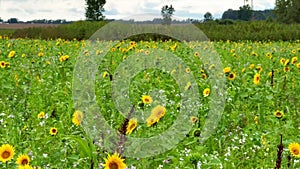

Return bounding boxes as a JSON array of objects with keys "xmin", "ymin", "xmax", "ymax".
[{"xmin": 0, "ymin": 37, "xmax": 300, "ymax": 168}]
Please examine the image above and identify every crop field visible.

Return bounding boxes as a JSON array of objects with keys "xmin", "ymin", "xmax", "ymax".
[{"xmin": 0, "ymin": 34, "xmax": 300, "ymax": 169}]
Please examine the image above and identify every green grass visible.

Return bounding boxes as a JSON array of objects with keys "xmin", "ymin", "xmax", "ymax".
[{"xmin": 0, "ymin": 37, "xmax": 300, "ymax": 168}]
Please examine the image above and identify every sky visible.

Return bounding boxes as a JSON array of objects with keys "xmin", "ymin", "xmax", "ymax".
[{"xmin": 0, "ymin": 0, "xmax": 276, "ymax": 22}]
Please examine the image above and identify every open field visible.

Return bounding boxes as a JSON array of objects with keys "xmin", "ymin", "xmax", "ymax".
[
  {"xmin": 0, "ymin": 23, "xmax": 60, "ymax": 29},
  {"xmin": 0, "ymin": 37, "xmax": 300, "ymax": 168}
]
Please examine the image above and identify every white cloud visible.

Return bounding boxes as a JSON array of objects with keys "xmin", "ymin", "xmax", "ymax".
[{"xmin": 0, "ymin": 0, "xmax": 275, "ymax": 21}]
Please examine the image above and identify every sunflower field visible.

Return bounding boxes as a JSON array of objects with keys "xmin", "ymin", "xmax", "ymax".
[{"xmin": 0, "ymin": 33, "xmax": 300, "ymax": 169}]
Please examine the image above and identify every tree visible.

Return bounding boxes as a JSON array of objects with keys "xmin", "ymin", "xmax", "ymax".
[
  {"xmin": 275, "ymin": 0, "xmax": 300, "ymax": 23},
  {"xmin": 85, "ymin": 0, "xmax": 106, "ymax": 21},
  {"xmin": 204, "ymin": 12, "xmax": 213, "ymax": 21},
  {"xmin": 161, "ymin": 5, "xmax": 175, "ymax": 25},
  {"xmin": 238, "ymin": 4, "xmax": 253, "ymax": 21}
]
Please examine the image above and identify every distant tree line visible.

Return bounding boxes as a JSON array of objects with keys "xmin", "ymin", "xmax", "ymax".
[{"xmin": 0, "ymin": 17, "xmax": 71, "ymax": 24}]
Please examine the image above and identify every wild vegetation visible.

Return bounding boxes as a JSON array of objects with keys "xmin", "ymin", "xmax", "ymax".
[{"xmin": 0, "ymin": 35, "xmax": 300, "ymax": 168}]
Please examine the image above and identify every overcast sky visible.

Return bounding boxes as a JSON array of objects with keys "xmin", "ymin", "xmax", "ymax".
[{"xmin": 0, "ymin": 0, "xmax": 275, "ymax": 21}]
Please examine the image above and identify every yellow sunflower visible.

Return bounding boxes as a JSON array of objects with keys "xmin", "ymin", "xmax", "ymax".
[
  {"xmin": 284, "ymin": 67, "xmax": 290, "ymax": 72},
  {"xmin": 201, "ymin": 73, "xmax": 207, "ymax": 79},
  {"xmin": 194, "ymin": 52, "xmax": 199, "ymax": 57},
  {"xmin": 8, "ymin": 51, "xmax": 16, "ymax": 58},
  {"xmin": 185, "ymin": 67, "xmax": 191, "ymax": 74},
  {"xmin": 102, "ymin": 152, "xmax": 126, "ymax": 169},
  {"xmin": 38, "ymin": 52, "xmax": 43, "ymax": 57},
  {"xmin": 103, "ymin": 71, "xmax": 109, "ymax": 78},
  {"xmin": 146, "ymin": 115, "xmax": 159, "ymax": 127},
  {"xmin": 37, "ymin": 111, "xmax": 45, "ymax": 119},
  {"xmin": 289, "ymin": 142, "xmax": 300, "ymax": 158},
  {"xmin": 72, "ymin": 110, "xmax": 84, "ymax": 126},
  {"xmin": 126, "ymin": 118, "xmax": 138, "ymax": 135},
  {"xmin": 16, "ymin": 154, "xmax": 30, "ymax": 165},
  {"xmin": 223, "ymin": 67, "xmax": 231, "ymax": 73},
  {"xmin": 249, "ymin": 64, "xmax": 255, "ymax": 69},
  {"xmin": 185, "ymin": 82, "xmax": 191, "ymax": 90},
  {"xmin": 17, "ymin": 165, "xmax": 34, "ymax": 169},
  {"xmin": 274, "ymin": 110, "xmax": 284, "ymax": 119},
  {"xmin": 280, "ymin": 58, "xmax": 285, "ymax": 65},
  {"xmin": 253, "ymin": 73, "xmax": 260, "ymax": 85},
  {"xmin": 268, "ymin": 72, "xmax": 273, "ymax": 77},
  {"xmin": 0, "ymin": 144, "xmax": 15, "ymax": 163},
  {"xmin": 284, "ymin": 59, "xmax": 290, "ymax": 66},
  {"xmin": 228, "ymin": 73, "xmax": 236, "ymax": 80},
  {"xmin": 0, "ymin": 61, "xmax": 6, "ymax": 68},
  {"xmin": 203, "ymin": 88, "xmax": 210, "ymax": 97},
  {"xmin": 151, "ymin": 105, "xmax": 166, "ymax": 120},
  {"xmin": 49, "ymin": 127, "xmax": 58, "ymax": 136},
  {"xmin": 141, "ymin": 95, "xmax": 153, "ymax": 104},
  {"xmin": 291, "ymin": 57, "xmax": 298, "ymax": 64},
  {"xmin": 256, "ymin": 65, "xmax": 263, "ymax": 73},
  {"xmin": 190, "ymin": 116, "xmax": 198, "ymax": 123},
  {"xmin": 297, "ymin": 62, "xmax": 300, "ymax": 69}
]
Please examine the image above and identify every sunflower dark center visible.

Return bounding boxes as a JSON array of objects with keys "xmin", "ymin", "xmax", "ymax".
[
  {"xmin": 109, "ymin": 162, "xmax": 119, "ymax": 169},
  {"xmin": 1, "ymin": 62, "xmax": 4, "ymax": 66},
  {"xmin": 276, "ymin": 112, "xmax": 282, "ymax": 116},
  {"xmin": 229, "ymin": 74, "xmax": 234, "ymax": 78},
  {"xmin": 129, "ymin": 123, "xmax": 136, "ymax": 130},
  {"xmin": 52, "ymin": 129, "xmax": 57, "ymax": 133},
  {"xmin": 144, "ymin": 98, "xmax": 149, "ymax": 102},
  {"xmin": 2, "ymin": 151, "xmax": 10, "ymax": 159},
  {"xmin": 293, "ymin": 148, "xmax": 299, "ymax": 155},
  {"xmin": 21, "ymin": 159, "xmax": 29, "ymax": 165}
]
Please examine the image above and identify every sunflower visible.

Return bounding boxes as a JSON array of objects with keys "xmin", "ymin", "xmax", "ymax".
[
  {"xmin": 49, "ymin": 127, "xmax": 58, "ymax": 136},
  {"xmin": 0, "ymin": 61, "xmax": 5, "ymax": 68},
  {"xmin": 38, "ymin": 52, "xmax": 43, "ymax": 57},
  {"xmin": 146, "ymin": 115, "xmax": 159, "ymax": 127},
  {"xmin": 249, "ymin": 64, "xmax": 255, "ymax": 69},
  {"xmin": 203, "ymin": 88, "xmax": 210, "ymax": 97},
  {"xmin": 103, "ymin": 71, "xmax": 109, "ymax": 78},
  {"xmin": 274, "ymin": 110, "xmax": 284, "ymax": 119},
  {"xmin": 185, "ymin": 67, "xmax": 191, "ymax": 74},
  {"xmin": 297, "ymin": 62, "xmax": 300, "ymax": 69},
  {"xmin": 150, "ymin": 105, "xmax": 166, "ymax": 120},
  {"xmin": 194, "ymin": 52, "xmax": 199, "ymax": 57},
  {"xmin": 228, "ymin": 73, "xmax": 236, "ymax": 80},
  {"xmin": 292, "ymin": 49, "xmax": 296, "ymax": 54},
  {"xmin": 230, "ymin": 49, "xmax": 235, "ymax": 53},
  {"xmin": 268, "ymin": 72, "xmax": 273, "ymax": 77},
  {"xmin": 22, "ymin": 53, "xmax": 26, "ymax": 58},
  {"xmin": 190, "ymin": 116, "xmax": 198, "ymax": 123},
  {"xmin": 284, "ymin": 59, "xmax": 290, "ymax": 66},
  {"xmin": 126, "ymin": 118, "xmax": 137, "ymax": 135},
  {"xmin": 185, "ymin": 82, "xmax": 191, "ymax": 90},
  {"xmin": 17, "ymin": 165, "xmax": 34, "ymax": 169},
  {"xmin": 72, "ymin": 110, "xmax": 84, "ymax": 126},
  {"xmin": 256, "ymin": 65, "xmax": 263, "ymax": 73},
  {"xmin": 292, "ymin": 57, "xmax": 298, "ymax": 64},
  {"xmin": 289, "ymin": 142, "xmax": 300, "ymax": 158},
  {"xmin": 284, "ymin": 67, "xmax": 290, "ymax": 72},
  {"xmin": 37, "ymin": 111, "xmax": 45, "ymax": 119},
  {"xmin": 141, "ymin": 95, "xmax": 153, "ymax": 104},
  {"xmin": 8, "ymin": 51, "xmax": 16, "ymax": 58},
  {"xmin": 201, "ymin": 73, "xmax": 207, "ymax": 79},
  {"xmin": 16, "ymin": 154, "xmax": 30, "ymax": 165},
  {"xmin": 280, "ymin": 58, "xmax": 285, "ymax": 65},
  {"xmin": 223, "ymin": 67, "xmax": 231, "ymax": 73},
  {"xmin": 253, "ymin": 73, "xmax": 260, "ymax": 85},
  {"xmin": 0, "ymin": 144, "xmax": 15, "ymax": 163},
  {"xmin": 265, "ymin": 52, "xmax": 272, "ymax": 59},
  {"xmin": 102, "ymin": 152, "xmax": 126, "ymax": 169}
]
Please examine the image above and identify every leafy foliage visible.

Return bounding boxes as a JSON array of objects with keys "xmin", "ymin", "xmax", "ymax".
[{"xmin": 85, "ymin": 0, "xmax": 106, "ymax": 21}]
